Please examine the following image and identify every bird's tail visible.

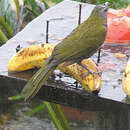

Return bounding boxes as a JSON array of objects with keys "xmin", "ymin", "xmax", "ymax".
[{"xmin": 22, "ymin": 62, "xmax": 56, "ymax": 101}]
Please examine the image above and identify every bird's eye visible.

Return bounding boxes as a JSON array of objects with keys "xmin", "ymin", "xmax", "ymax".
[{"xmin": 104, "ymin": 2, "xmax": 110, "ymax": 6}]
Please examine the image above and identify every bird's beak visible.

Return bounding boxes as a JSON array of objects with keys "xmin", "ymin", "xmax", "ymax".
[{"xmin": 104, "ymin": 2, "xmax": 110, "ymax": 11}]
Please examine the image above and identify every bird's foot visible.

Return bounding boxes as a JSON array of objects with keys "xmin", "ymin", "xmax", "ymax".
[
  {"xmin": 78, "ymin": 62, "xmax": 102, "ymax": 78},
  {"xmin": 74, "ymin": 81, "xmax": 79, "ymax": 89},
  {"xmin": 82, "ymin": 69, "xmax": 102, "ymax": 78},
  {"xmin": 80, "ymin": 89, "xmax": 92, "ymax": 97}
]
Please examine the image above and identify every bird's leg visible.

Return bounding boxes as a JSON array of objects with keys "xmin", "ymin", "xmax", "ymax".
[
  {"xmin": 32, "ymin": 67, "xmax": 39, "ymax": 74},
  {"xmin": 97, "ymin": 48, "xmax": 101, "ymax": 63},
  {"xmin": 78, "ymin": 62, "xmax": 102, "ymax": 78},
  {"xmin": 74, "ymin": 81, "xmax": 79, "ymax": 89},
  {"xmin": 61, "ymin": 61, "xmax": 74, "ymax": 68}
]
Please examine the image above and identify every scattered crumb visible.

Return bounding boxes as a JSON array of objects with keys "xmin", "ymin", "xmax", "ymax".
[{"xmin": 114, "ymin": 53, "xmax": 126, "ymax": 58}]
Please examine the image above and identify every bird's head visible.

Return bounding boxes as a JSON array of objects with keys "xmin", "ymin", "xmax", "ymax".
[{"xmin": 91, "ymin": 2, "xmax": 110, "ymax": 20}]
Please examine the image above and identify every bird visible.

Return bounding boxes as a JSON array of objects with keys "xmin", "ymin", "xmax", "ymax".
[{"xmin": 22, "ymin": 2, "xmax": 109, "ymax": 101}]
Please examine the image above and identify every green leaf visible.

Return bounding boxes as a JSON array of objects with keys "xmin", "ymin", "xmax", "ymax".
[
  {"xmin": 8, "ymin": 94, "xmax": 24, "ymax": 100},
  {"xmin": 24, "ymin": 0, "xmax": 40, "ymax": 16},
  {"xmin": 0, "ymin": 28, "xmax": 8, "ymax": 44},
  {"xmin": 0, "ymin": 0, "xmax": 15, "ymax": 30},
  {"xmin": 44, "ymin": 101, "xmax": 64, "ymax": 130},
  {"xmin": 14, "ymin": 0, "xmax": 20, "ymax": 22},
  {"xmin": 0, "ymin": 16, "xmax": 14, "ymax": 37},
  {"xmin": 25, "ymin": 103, "xmax": 46, "ymax": 116},
  {"xmin": 94, "ymin": 0, "xmax": 129, "ymax": 8},
  {"xmin": 41, "ymin": 0, "xmax": 57, "ymax": 9},
  {"xmin": 26, "ymin": 7, "xmax": 40, "ymax": 16}
]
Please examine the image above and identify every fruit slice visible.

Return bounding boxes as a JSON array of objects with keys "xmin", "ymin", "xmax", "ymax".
[
  {"xmin": 106, "ymin": 5, "xmax": 130, "ymax": 44},
  {"xmin": 123, "ymin": 58, "xmax": 130, "ymax": 97},
  {"xmin": 8, "ymin": 43, "xmax": 101, "ymax": 92}
]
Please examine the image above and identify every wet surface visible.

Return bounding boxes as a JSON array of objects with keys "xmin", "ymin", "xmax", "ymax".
[
  {"xmin": 0, "ymin": 42, "xmax": 129, "ymax": 111},
  {"xmin": 98, "ymin": 44, "xmax": 129, "ymax": 101}
]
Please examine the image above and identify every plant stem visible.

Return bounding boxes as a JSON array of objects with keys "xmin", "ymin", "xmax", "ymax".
[
  {"xmin": 51, "ymin": 103, "xmax": 71, "ymax": 130},
  {"xmin": 25, "ymin": 103, "xmax": 46, "ymax": 116},
  {"xmin": 44, "ymin": 101, "xmax": 64, "ymax": 130}
]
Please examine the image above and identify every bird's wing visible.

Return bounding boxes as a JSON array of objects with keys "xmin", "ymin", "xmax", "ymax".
[{"xmin": 52, "ymin": 22, "xmax": 106, "ymax": 62}]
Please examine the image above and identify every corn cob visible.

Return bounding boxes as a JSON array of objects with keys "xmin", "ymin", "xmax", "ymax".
[
  {"xmin": 123, "ymin": 58, "xmax": 130, "ymax": 98},
  {"xmin": 8, "ymin": 43, "xmax": 101, "ymax": 92}
]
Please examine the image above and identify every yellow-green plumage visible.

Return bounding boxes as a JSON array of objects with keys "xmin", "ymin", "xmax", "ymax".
[{"xmin": 22, "ymin": 3, "xmax": 109, "ymax": 101}]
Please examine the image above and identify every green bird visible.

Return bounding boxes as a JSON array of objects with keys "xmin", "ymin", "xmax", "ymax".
[{"xmin": 22, "ymin": 2, "xmax": 109, "ymax": 101}]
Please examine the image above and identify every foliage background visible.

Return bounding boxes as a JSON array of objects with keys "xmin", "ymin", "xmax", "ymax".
[{"xmin": 0, "ymin": 0, "xmax": 130, "ymax": 44}]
